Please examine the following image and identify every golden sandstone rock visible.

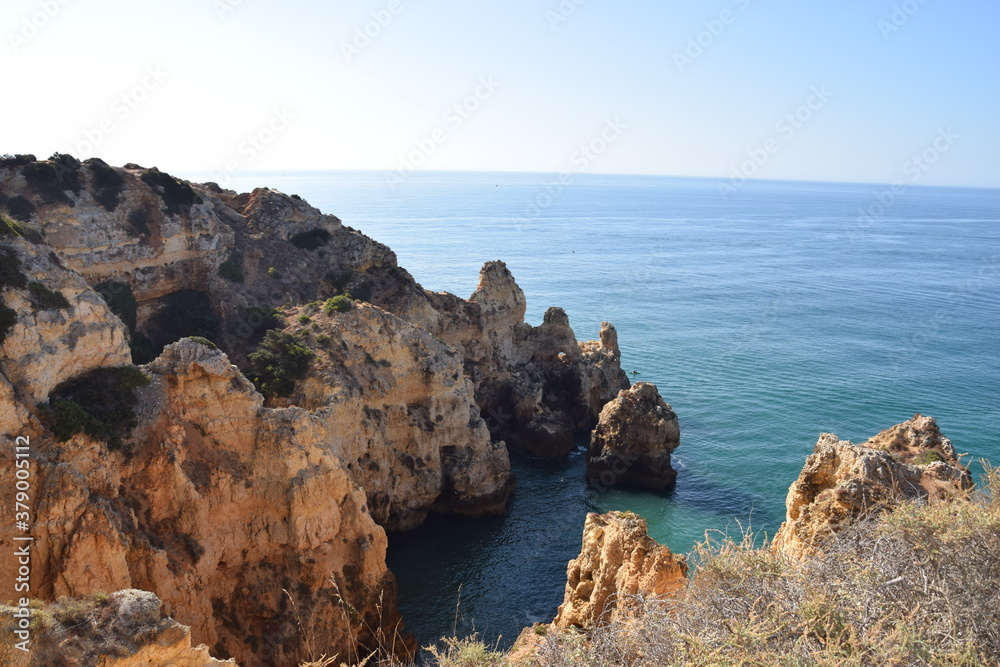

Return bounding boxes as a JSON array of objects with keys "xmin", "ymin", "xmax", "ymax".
[
  {"xmin": 772, "ymin": 414, "xmax": 972, "ymax": 560},
  {"xmin": 0, "ymin": 157, "xmax": 633, "ymax": 664},
  {"xmin": 554, "ymin": 511, "xmax": 687, "ymax": 629}
]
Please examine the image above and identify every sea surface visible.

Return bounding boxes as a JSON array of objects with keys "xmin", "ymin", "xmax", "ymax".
[{"xmin": 181, "ymin": 169, "xmax": 1000, "ymax": 654}]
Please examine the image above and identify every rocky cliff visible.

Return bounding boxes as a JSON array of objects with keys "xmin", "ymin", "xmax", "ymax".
[
  {"xmin": 772, "ymin": 414, "xmax": 973, "ymax": 560},
  {"xmin": 587, "ymin": 382, "xmax": 679, "ymax": 490},
  {"xmin": 1, "ymin": 590, "xmax": 235, "ymax": 666},
  {"xmin": 553, "ymin": 512, "xmax": 687, "ymax": 629},
  {"xmin": 0, "ymin": 155, "xmax": 632, "ymax": 664}
]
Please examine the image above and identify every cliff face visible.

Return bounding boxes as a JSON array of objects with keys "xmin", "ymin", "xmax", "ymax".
[
  {"xmin": 0, "ymin": 156, "xmax": 631, "ymax": 665},
  {"xmin": 553, "ymin": 512, "xmax": 687, "ymax": 629},
  {"xmin": 587, "ymin": 382, "xmax": 679, "ymax": 490},
  {"xmin": 285, "ymin": 301, "xmax": 513, "ymax": 531},
  {"xmin": 1, "ymin": 340, "xmax": 405, "ymax": 665},
  {"xmin": 772, "ymin": 415, "xmax": 972, "ymax": 560}
]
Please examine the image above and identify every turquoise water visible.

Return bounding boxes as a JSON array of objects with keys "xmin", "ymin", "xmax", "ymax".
[{"xmin": 181, "ymin": 169, "xmax": 1000, "ymax": 650}]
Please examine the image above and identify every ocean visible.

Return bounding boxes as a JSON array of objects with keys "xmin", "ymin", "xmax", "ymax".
[{"xmin": 180, "ymin": 169, "xmax": 1000, "ymax": 653}]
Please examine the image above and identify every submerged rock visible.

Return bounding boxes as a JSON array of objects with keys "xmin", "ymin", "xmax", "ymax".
[
  {"xmin": 586, "ymin": 382, "xmax": 680, "ymax": 490},
  {"xmin": 772, "ymin": 414, "xmax": 972, "ymax": 560}
]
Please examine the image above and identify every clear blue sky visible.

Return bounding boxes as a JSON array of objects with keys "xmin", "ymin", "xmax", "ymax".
[{"xmin": 1, "ymin": 0, "xmax": 997, "ymax": 187}]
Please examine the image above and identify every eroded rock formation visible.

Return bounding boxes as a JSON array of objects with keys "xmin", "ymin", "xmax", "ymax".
[
  {"xmin": 586, "ymin": 382, "xmax": 680, "ymax": 490},
  {"xmin": 553, "ymin": 512, "xmax": 687, "ymax": 628},
  {"xmin": 285, "ymin": 301, "xmax": 514, "ymax": 530},
  {"xmin": 0, "ymin": 156, "xmax": 633, "ymax": 665},
  {"xmin": 772, "ymin": 414, "xmax": 972, "ymax": 560},
  {"xmin": 0, "ymin": 590, "xmax": 235, "ymax": 666}
]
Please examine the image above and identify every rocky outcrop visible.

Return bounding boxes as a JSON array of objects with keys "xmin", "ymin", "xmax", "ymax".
[
  {"xmin": 772, "ymin": 415, "xmax": 973, "ymax": 560},
  {"xmin": 286, "ymin": 301, "xmax": 514, "ymax": 531},
  {"xmin": 0, "ymin": 340, "xmax": 409, "ymax": 666},
  {"xmin": 586, "ymin": 383, "xmax": 679, "ymax": 490},
  {"xmin": 553, "ymin": 512, "xmax": 687, "ymax": 628},
  {"xmin": 1, "ymin": 158, "xmax": 628, "ymax": 458},
  {"xmin": 0, "ymin": 156, "xmax": 634, "ymax": 664},
  {"xmin": 0, "ymin": 590, "xmax": 235, "ymax": 666},
  {"xmin": 0, "ymin": 238, "xmax": 131, "ymax": 408}
]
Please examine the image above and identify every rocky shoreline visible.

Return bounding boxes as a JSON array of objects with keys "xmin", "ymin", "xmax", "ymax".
[
  {"xmin": 0, "ymin": 155, "xmax": 677, "ymax": 665},
  {"xmin": 0, "ymin": 155, "xmax": 986, "ymax": 666}
]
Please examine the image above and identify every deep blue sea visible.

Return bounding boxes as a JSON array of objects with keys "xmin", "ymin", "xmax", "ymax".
[{"xmin": 182, "ymin": 169, "xmax": 1000, "ymax": 653}]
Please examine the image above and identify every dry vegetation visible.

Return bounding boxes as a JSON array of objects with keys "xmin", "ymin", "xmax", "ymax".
[{"xmin": 331, "ymin": 464, "xmax": 1000, "ymax": 667}]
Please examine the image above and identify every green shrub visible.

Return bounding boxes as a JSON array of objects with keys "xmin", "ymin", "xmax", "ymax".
[
  {"xmin": 267, "ymin": 267, "xmax": 280, "ymax": 279},
  {"xmin": 298, "ymin": 314, "xmax": 311, "ymax": 324},
  {"xmin": 5, "ymin": 195, "xmax": 35, "ymax": 222},
  {"xmin": 0, "ymin": 304, "xmax": 18, "ymax": 345},
  {"xmin": 0, "ymin": 154, "xmax": 36, "ymax": 168},
  {"xmin": 140, "ymin": 168, "xmax": 201, "ymax": 217},
  {"xmin": 87, "ymin": 159, "xmax": 126, "ymax": 212},
  {"xmin": 28, "ymin": 282, "xmax": 70, "ymax": 310},
  {"xmin": 40, "ymin": 367, "xmax": 151, "ymax": 451},
  {"xmin": 248, "ymin": 329, "xmax": 315, "ymax": 399},
  {"xmin": 913, "ymin": 450, "xmax": 945, "ymax": 465},
  {"xmin": 0, "ymin": 213, "xmax": 42, "ymax": 243},
  {"xmin": 187, "ymin": 336, "xmax": 217, "ymax": 350},
  {"xmin": 0, "ymin": 248, "xmax": 27, "ymax": 289},
  {"xmin": 23, "ymin": 158, "xmax": 81, "ymax": 204},
  {"xmin": 218, "ymin": 254, "xmax": 244, "ymax": 283},
  {"xmin": 289, "ymin": 228, "xmax": 330, "ymax": 251},
  {"xmin": 324, "ymin": 294, "xmax": 353, "ymax": 314}
]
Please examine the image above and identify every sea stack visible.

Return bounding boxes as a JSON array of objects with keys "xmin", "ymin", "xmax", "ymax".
[{"xmin": 586, "ymin": 382, "xmax": 680, "ymax": 490}]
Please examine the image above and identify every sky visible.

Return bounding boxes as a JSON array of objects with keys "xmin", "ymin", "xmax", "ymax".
[{"xmin": 1, "ymin": 0, "xmax": 998, "ymax": 188}]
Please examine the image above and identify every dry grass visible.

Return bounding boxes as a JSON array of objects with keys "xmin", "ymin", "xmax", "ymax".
[
  {"xmin": 526, "ymin": 463, "xmax": 1000, "ymax": 667},
  {"xmin": 308, "ymin": 465, "xmax": 1000, "ymax": 667}
]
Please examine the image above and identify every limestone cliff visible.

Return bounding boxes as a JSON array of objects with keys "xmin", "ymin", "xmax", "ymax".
[
  {"xmin": 1, "ymin": 340, "xmax": 407, "ymax": 665},
  {"xmin": 0, "ymin": 590, "xmax": 235, "ymax": 666},
  {"xmin": 587, "ymin": 382, "xmax": 679, "ymax": 490},
  {"xmin": 553, "ymin": 512, "xmax": 687, "ymax": 628},
  {"xmin": 284, "ymin": 301, "xmax": 513, "ymax": 531},
  {"xmin": 0, "ymin": 155, "xmax": 632, "ymax": 665},
  {"xmin": 772, "ymin": 414, "xmax": 972, "ymax": 560}
]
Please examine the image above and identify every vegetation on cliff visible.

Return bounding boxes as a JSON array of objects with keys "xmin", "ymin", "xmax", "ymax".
[
  {"xmin": 39, "ymin": 366, "xmax": 151, "ymax": 452},
  {"xmin": 248, "ymin": 329, "xmax": 316, "ymax": 398}
]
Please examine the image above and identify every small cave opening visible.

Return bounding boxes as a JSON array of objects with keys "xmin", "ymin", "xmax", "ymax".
[{"xmin": 132, "ymin": 289, "xmax": 221, "ymax": 363}]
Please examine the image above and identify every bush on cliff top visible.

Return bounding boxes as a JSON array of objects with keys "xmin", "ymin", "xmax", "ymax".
[
  {"xmin": 141, "ymin": 168, "xmax": 201, "ymax": 217},
  {"xmin": 87, "ymin": 158, "xmax": 126, "ymax": 211},
  {"xmin": 23, "ymin": 156, "xmax": 82, "ymax": 204},
  {"xmin": 248, "ymin": 329, "xmax": 315, "ymax": 399}
]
